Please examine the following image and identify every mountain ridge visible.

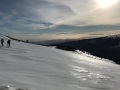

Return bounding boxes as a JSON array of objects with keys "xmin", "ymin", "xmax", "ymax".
[{"xmin": 49, "ymin": 34, "xmax": 120, "ymax": 64}]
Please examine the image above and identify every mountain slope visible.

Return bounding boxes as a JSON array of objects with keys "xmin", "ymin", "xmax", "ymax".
[
  {"xmin": 0, "ymin": 35, "xmax": 120, "ymax": 90},
  {"xmin": 50, "ymin": 35, "xmax": 120, "ymax": 64}
]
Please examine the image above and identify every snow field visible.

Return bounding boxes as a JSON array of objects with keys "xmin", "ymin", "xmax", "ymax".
[{"xmin": 0, "ymin": 35, "xmax": 120, "ymax": 90}]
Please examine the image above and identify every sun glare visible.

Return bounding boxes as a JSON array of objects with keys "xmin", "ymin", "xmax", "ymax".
[{"xmin": 97, "ymin": 0, "xmax": 119, "ymax": 8}]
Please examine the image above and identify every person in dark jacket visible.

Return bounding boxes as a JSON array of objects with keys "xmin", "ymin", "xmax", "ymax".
[
  {"xmin": 1, "ymin": 39, "xmax": 4, "ymax": 46},
  {"xmin": 7, "ymin": 40, "xmax": 11, "ymax": 47}
]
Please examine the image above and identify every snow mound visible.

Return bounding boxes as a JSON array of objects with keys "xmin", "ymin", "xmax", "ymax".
[
  {"xmin": 0, "ymin": 86, "xmax": 9, "ymax": 90},
  {"xmin": 0, "ymin": 86, "xmax": 30, "ymax": 90}
]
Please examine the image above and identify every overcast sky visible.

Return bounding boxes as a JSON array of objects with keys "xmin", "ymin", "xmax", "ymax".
[{"xmin": 0, "ymin": 0, "xmax": 120, "ymax": 41}]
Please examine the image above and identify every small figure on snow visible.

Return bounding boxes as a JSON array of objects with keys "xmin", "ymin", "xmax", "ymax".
[
  {"xmin": 1, "ymin": 39, "xmax": 4, "ymax": 46},
  {"xmin": 7, "ymin": 39, "xmax": 11, "ymax": 47},
  {"xmin": 26, "ymin": 40, "xmax": 29, "ymax": 43}
]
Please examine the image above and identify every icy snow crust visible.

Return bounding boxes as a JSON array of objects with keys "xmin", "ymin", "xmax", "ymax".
[{"xmin": 0, "ymin": 36, "xmax": 120, "ymax": 90}]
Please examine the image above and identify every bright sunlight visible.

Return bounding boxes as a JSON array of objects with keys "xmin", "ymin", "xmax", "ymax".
[{"xmin": 97, "ymin": 0, "xmax": 119, "ymax": 8}]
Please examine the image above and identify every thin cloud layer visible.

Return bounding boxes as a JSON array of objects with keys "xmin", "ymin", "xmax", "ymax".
[
  {"xmin": 55, "ymin": 0, "xmax": 120, "ymax": 26},
  {"xmin": 10, "ymin": 30, "xmax": 120, "ymax": 41},
  {"xmin": 0, "ymin": 0, "xmax": 74, "ymax": 30}
]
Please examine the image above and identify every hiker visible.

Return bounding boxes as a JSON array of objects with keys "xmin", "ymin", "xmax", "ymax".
[
  {"xmin": 1, "ymin": 39, "xmax": 4, "ymax": 46},
  {"xmin": 7, "ymin": 39, "xmax": 11, "ymax": 47},
  {"xmin": 26, "ymin": 40, "xmax": 29, "ymax": 43}
]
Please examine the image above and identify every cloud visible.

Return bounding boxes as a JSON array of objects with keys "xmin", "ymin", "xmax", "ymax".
[
  {"xmin": 0, "ymin": 28, "xmax": 21, "ymax": 35},
  {"xmin": 55, "ymin": 31, "xmax": 76, "ymax": 35},
  {"xmin": 1, "ymin": 0, "xmax": 120, "ymax": 28},
  {"xmin": 52, "ymin": 0, "xmax": 120, "ymax": 26},
  {"xmin": 0, "ymin": 0, "xmax": 76, "ymax": 30}
]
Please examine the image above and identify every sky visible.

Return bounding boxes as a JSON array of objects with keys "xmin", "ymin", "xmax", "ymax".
[{"xmin": 0, "ymin": 0, "xmax": 120, "ymax": 41}]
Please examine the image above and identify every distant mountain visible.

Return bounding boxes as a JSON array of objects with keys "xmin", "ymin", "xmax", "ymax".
[
  {"xmin": 31, "ymin": 39, "xmax": 76, "ymax": 45},
  {"xmin": 31, "ymin": 36, "xmax": 103, "ymax": 45},
  {"xmin": 50, "ymin": 35, "xmax": 120, "ymax": 64}
]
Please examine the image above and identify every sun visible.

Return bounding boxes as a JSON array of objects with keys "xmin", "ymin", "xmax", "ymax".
[{"xmin": 97, "ymin": 0, "xmax": 119, "ymax": 8}]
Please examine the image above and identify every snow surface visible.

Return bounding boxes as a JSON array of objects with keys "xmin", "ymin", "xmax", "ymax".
[{"xmin": 0, "ymin": 35, "xmax": 120, "ymax": 90}]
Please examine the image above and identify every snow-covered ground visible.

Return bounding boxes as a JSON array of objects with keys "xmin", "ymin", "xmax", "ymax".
[{"xmin": 0, "ymin": 35, "xmax": 120, "ymax": 90}]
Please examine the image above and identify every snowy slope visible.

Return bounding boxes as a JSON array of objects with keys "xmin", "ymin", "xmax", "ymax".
[{"xmin": 0, "ymin": 35, "xmax": 120, "ymax": 90}]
